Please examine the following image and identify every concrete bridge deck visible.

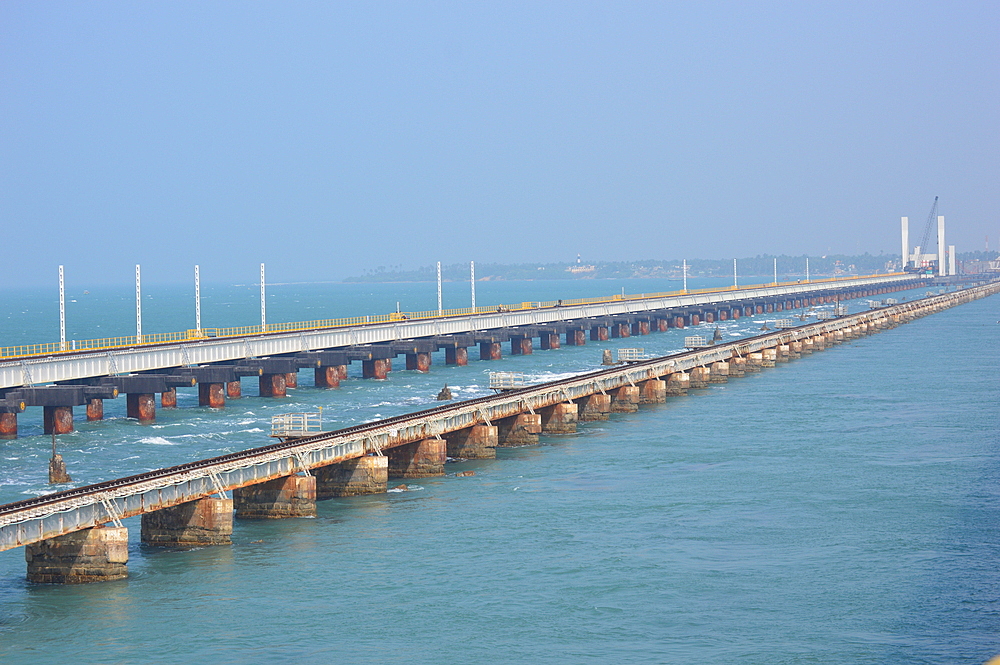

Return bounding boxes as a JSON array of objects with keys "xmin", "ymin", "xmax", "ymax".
[{"xmin": 3, "ymin": 278, "xmax": 996, "ymax": 566}]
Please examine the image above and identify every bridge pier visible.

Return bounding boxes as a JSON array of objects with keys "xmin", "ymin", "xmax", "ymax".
[
  {"xmin": 690, "ymin": 313, "xmax": 701, "ymax": 326},
  {"xmin": 511, "ymin": 336, "xmax": 533, "ymax": 355},
  {"xmin": 234, "ymin": 475, "xmax": 316, "ymax": 518},
  {"xmin": 315, "ymin": 456, "xmax": 388, "ymax": 498},
  {"xmin": 540, "ymin": 402, "xmax": 577, "ymax": 434},
  {"xmin": 445, "ymin": 347, "xmax": 468, "ymax": 366},
  {"xmin": 611, "ymin": 323, "xmax": 631, "ymax": 338},
  {"xmin": 674, "ymin": 316, "xmax": 686, "ymax": 329},
  {"xmin": 445, "ymin": 425, "xmax": 498, "ymax": 459},
  {"xmin": 590, "ymin": 325, "xmax": 609, "ymax": 341},
  {"xmin": 227, "ymin": 380, "xmax": 243, "ymax": 398},
  {"xmin": 656, "ymin": 318, "xmax": 669, "ymax": 332},
  {"xmin": 540, "ymin": 333, "xmax": 560, "ymax": 350},
  {"xmin": 141, "ymin": 497, "xmax": 233, "ymax": 547},
  {"xmin": 0, "ymin": 412, "xmax": 16, "ymax": 439},
  {"xmin": 198, "ymin": 382, "xmax": 226, "ymax": 408},
  {"xmin": 480, "ymin": 342, "xmax": 502, "ymax": 360},
  {"xmin": 689, "ymin": 367, "xmax": 711, "ymax": 389},
  {"xmin": 259, "ymin": 373, "xmax": 288, "ymax": 396},
  {"xmin": 566, "ymin": 330, "xmax": 587, "ymax": 346},
  {"xmin": 315, "ymin": 366, "xmax": 342, "ymax": 388},
  {"xmin": 611, "ymin": 386, "xmax": 640, "ymax": 413},
  {"xmin": 387, "ymin": 438, "xmax": 446, "ymax": 476},
  {"xmin": 26, "ymin": 526, "xmax": 129, "ymax": 584},
  {"xmin": 729, "ymin": 356, "xmax": 746, "ymax": 377},
  {"xmin": 576, "ymin": 393, "xmax": 611, "ymax": 421},
  {"xmin": 362, "ymin": 359, "xmax": 390, "ymax": 380},
  {"xmin": 161, "ymin": 387, "xmax": 177, "ymax": 408},
  {"xmin": 710, "ymin": 361, "xmax": 729, "ymax": 382},
  {"xmin": 43, "ymin": 406, "xmax": 74, "ymax": 435},
  {"xmin": 640, "ymin": 379, "xmax": 666, "ymax": 404},
  {"xmin": 126, "ymin": 393, "xmax": 156, "ymax": 423},
  {"xmin": 496, "ymin": 414, "xmax": 542, "ymax": 447},
  {"xmin": 405, "ymin": 352, "xmax": 432, "ymax": 372},
  {"xmin": 285, "ymin": 372, "xmax": 298, "ymax": 389},
  {"xmin": 86, "ymin": 398, "xmax": 104, "ymax": 421},
  {"xmin": 666, "ymin": 372, "xmax": 690, "ymax": 395},
  {"xmin": 703, "ymin": 311, "xmax": 715, "ymax": 324}
]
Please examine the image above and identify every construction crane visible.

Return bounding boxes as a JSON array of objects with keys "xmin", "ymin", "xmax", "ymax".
[{"xmin": 907, "ymin": 196, "xmax": 939, "ymax": 273}]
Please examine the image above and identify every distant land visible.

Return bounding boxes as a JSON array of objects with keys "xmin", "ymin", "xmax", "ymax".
[{"xmin": 345, "ymin": 252, "xmax": 999, "ymax": 283}]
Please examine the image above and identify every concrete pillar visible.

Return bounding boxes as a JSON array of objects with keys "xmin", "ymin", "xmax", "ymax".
[
  {"xmin": 26, "ymin": 526, "xmax": 129, "ymax": 584},
  {"xmin": 813, "ymin": 335, "xmax": 826, "ymax": 350},
  {"xmin": 745, "ymin": 306, "xmax": 754, "ymax": 316},
  {"xmin": 405, "ymin": 352, "xmax": 432, "ymax": 372},
  {"xmin": 315, "ymin": 366, "xmax": 341, "ymax": 388},
  {"xmin": 640, "ymin": 379, "xmax": 666, "ymax": 404},
  {"xmin": 140, "ymin": 497, "xmax": 233, "ymax": 547},
  {"xmin": 227, "ymin": 380, "xmax": 243, "ymax": 398},
  {"xmin": 612, "ymin": 323, "xmax": 631, "ymax": 338},
  {"xmin": 674, "ymin": 316, "xmax": 686, "ymax": 329},
  {"xmin": 540, "ymin": 333, "xmax": 561, "ymax": 350},
  {"xmin": 198, "ymin": 382, "xmax": 226, "ymax": 408},
  {"xmin": 161, "ymin": 387, "xmax": 177, "ymax": 408},
  {"xmin": 590, "ymin": 326, "xmax": 609, "ymax": 341},
  {"xmin": 496, "ymin": 414, "xmax": 542, "ymax": 447},
  {"xmin": 632, "ymin": 321, "xmax": 651, "ymax": 336},
  {"xmin": 511, "ymin": 337, "xmax": 533, "ymax": 355},
  {"xmin": 690, "ymin": 313, "xmax": 701, "ymax": 326},
  {"xmin": 704, "ymin": 311, "xmax": 715, "ymax": 323},
  {"xmin": 717, "ymin": 309, "xmax": 728, "ymax": 321},
  {"xmin": 387, "ymin": 438, "xmax": 447, "ymax": 476},
  {"xmin": 540, "ymin": 402, "xmax": 578, "ymax": 434},
  {"xmin": 362, "ymin": 359, "xmax": 390, "ymax": 380},
  {"xmin": 445, "ymin": 425, "xmax": 498, "ymax": 459},
  {"xmin": 761, "ymin": 348, "xmax": 777, "ymax": 367},
  {"xmin": 788, "ymin": 342, "xmax": 803, "ymax": 358},
  {"xmin": 315, "ymin": 456, "xmax": 388, "ymax": 498},
  {"xmin": 709, "ymin": 361, "xmax": 729, "ymax": 383},
  {"xmin": 259, "ymin": 373, "xmax": 288, "ymax": 396},
  {"xmin": 747, "ymin": 353, "xmax": 764, "ymax": 371},
  {"xmin": 611, "ymin": 386, "xmax": 640, "ymax": 413},
  {"xmin": 766, "ymin": 303, "xmax": 774, "ymax": 313},
  {"xmin": 731, "ymin": 308, "xmax": 741, "ymax": 320},
  {"xmin": 43, "ymin": 406, "xmax": 73, "ymax": 435},
  {"xmin": 801, "ymin": 338, "xmax": 814, "ymax": 353},
  {"xmin": 575, "ymin": 393, "xmax": 611, "ymax": 421},
  {"xmin": 566, "ymin": 330, "xmax": 587, "ymax": 346},
  {"xmin": 480, "ymin": 341, "xmax": 502, "ymax": 360},
  {"xmin": 689, "ymin": 367, "xmax": 711, "ymax": 389},
  {"xmin": 776, "ymin": 345, "xmax": 791, "ymax": 362},
  {"xmin": 729, "ymin": 357, "xmax": 747, "ymax": 377},
  {"xmin": 234, "ymin": 476, "xmax": 317, "ymax": 519},
  {"xmin": 127, "ymin": 393, "xmax": 157, "ymax": 422},
  {"xmin": 666, "ymin": 372, "xmax": 690, "ymax": 395},
  {"xmin": 0, "ymin": 413, "xmax": 16, "ymax": 440},
  {"xmin": 656, "ymin": 318, "xmax": 669, "ymax": 332},
  {"xmin": 337, "ymin": 365, "xmax": 349, "ymax": 379},
  {"xmin": 285, "ymin": 372, "xmax": 298, "ymax": 389},
  {"xmin": 445, "ymin": 347, "xmax": 469, "ymax": 365},
  {"xmin": 86, "ymin": 398, "xmax": 104, "ymax": 421}
]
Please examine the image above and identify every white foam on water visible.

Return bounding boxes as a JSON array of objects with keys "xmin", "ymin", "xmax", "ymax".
[
  {"xmin": 140, "ymin": 436, "xmax": 177, "ymax": 446},
  {"xmin": 240, "ymin": 427, "xmax": 264, "ymax": 433},
  {"xmin": 387, "ymin": 484, "xmax": 423, "ymax": 493}
]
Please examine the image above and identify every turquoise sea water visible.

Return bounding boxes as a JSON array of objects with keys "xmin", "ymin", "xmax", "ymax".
[{"xmin": 0, "ymin": 279, "xmax": 997, "ymax": 664}]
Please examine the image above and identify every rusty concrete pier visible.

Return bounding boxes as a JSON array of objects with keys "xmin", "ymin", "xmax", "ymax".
[{"xmin": 1, "ymin": 281, "xmax": 997, "ymax": 583}]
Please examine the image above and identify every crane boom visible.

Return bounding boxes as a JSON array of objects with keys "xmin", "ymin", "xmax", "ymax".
[{"xmin": 914, "ymin": 196, "xmax": 939, "ymax": 266}]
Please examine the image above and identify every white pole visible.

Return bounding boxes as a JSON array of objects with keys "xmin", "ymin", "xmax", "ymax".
[
  {"xmin": 135, "ymin": 264, "xmax": 142, "ymax": 342},
  {"xmin": 437, "ymin": 261, "xmax": 443, "ymax": 315},
  {"xmin": 682, "ymin": 259, "xmax": 688, "ymax": 292},
  {"xmin": 733, "ymin": 258, "xmax": 738, "ymax": 289},
  {"xmin": 194, "ymin": 265, "xmax": 202, "ymax": 333},
  {"xmin": 260, "ymin": 263, "xmax": 266, "ymax": 332},
  {"xmin": 470, "ymin": 261, "xmax": 476, "ymax": 311},
  {"xmin": 900, "ymin": 216, "xmax": 909, "ymax": 270},
  {"xmin": 805, "ymin": 257, "xmax": 810, "ymax": 282},
  {"xmin": 948, "ymin": 245, "xmax": 956, "ymax": 276},
  {"xmin": 58, "ymin": 265, "xmax": 66, "ymax": 350},
  {"xmin": 773, "ymin": 258, "xmax": 777, "ymax": 285},
  {"xmin": 937, "ymin": 216, "xmax": 946, "ymax": 277}
]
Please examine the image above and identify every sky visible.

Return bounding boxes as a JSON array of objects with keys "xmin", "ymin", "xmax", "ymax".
[{"xmin": 1, "ymin": 1, "xmax": 997, "ymax": 287}]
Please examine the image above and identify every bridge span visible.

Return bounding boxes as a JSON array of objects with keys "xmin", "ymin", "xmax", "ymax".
[
  {"xmin": 0, "ymin": 273, "xmax": 924, "ymax": 439},
  {"xmin": 2, "ymin": 279, "xmax": 996, "ymax": 583}
]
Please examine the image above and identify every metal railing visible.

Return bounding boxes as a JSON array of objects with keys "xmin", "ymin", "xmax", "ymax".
[
  {"xmin": 0, "ymin": 272, "xmax": 911, "ymax": 360},
  {"xmin": 489, "ymin": 372, "xmax": 526, "ymax": 391},
  {"xmin": 774, "ymin": 319, "xmax": 796, "ymax": 329},
  {"xmin": 684, "ymin": 336, "xmax": 709, "ymax": 349},
  {"xmin": 271, "ymin": 412, "xmax": 324, "ymax": 438},
  {"xmin": 617, "ymin": 348, "xmax": 649, "ymax": 363}
]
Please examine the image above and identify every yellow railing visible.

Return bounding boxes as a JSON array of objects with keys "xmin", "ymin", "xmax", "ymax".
[{"xmin": 0, "ymin": 273, "xmax": 908, "ymax": 360}]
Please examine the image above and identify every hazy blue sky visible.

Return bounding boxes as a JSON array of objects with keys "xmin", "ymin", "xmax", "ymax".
[{"xmin": 2, "ymin": 1, "xmax": 997, "ymax": 287}]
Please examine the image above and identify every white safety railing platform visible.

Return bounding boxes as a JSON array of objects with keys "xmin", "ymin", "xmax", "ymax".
[
  {"xmin": 684, "ymin": 336, "xmax": 709, "ymax": 349},
  {"xmin": 617, "ymin": 348, "xmax": 650, "ymax": 363},
  {"xmin": 271, "ymin": 412, "xmax": 324, "ymax": 438},
  {"xmin": 489, "ymin": 372, "xmax": 526, "ymax": 392},
  {"xmin": 774, "ymin": 319, "xmax": 795, "ymax": 329}
]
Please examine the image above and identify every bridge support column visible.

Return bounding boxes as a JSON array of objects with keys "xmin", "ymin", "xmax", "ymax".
[
  {"xmin": 446, "ymin": 425, "xmax": 498, "ymax": 459},
  {"xmin": 777, "ymin": 345, "xmax": 791, "ymax": 362},
  {"xmin": 405, "ymin": 352, "xmax": 432, "ymax": 372},
  {"xmin": 315, "ymin": 456, "xmax": 388, "ymax": 498},
  {"xmin": 566, "ymin": 330, "xmax": 587, "ymax": 346},
  {"xmin": 762, "ymin": 347, "xmax": 780, "ymax": 366},
  {"xmin": 315, "ymin": 366, "xmax": 341, "ymax": 388},
  {"xmin": 575, "ymin": 393, "xmax": 611, "ymax": 421},
  {"xmin": 674, "ymin": 316, "xmax": 686, "ymax": 328},
  {"xmin": 227, "ymin": 380, "xmax": 243, "ymax": 399},
  {"xmin": 640, "ymin": 379, "xmax": 666, "ymax": 404},
  {"xmin": 285, "ymin": 372, "xmax": 298, "ymax": 389},
  {"xmin": 540, "ymin": 333, "xmax": 560, "ymax": 350},
  {"xmin": 161, "ymin": 387, "xmax": 177, "ymax": 408},
  {"xmin": 800, "ymin": 339, "xmax": 814, "ymax": 354},
  {"xmin": 362, "ymin": 359, "xmax": 390, "ymax": 380},
  {"xmin": 731, "ymin": 308, "xmax": 741, "ymax": 319},
  {"xmin": 86, "ymin": 398, "xmax": 104, "ymax": 421},
  {"xmin": 611, "ymin": 386, "xmax": 640, "ymax": 413},
  {"xmin": 198, "ymin": 382, "xmax": 226, "ymax": 408},
  {"xmin": 747, "ymin": 353, "xmax": 764, "ymax": 371},
  {"xmin": 704, "ymin": 311, "xmax": 715, "ymax": 323},
  {"xmin": 690, "ymin": 313, "xmax": 701, "ymax": 326},
  {"xmin": 689, "ymin": 367, "xmax": 711, "ymax": 388},
  {"xmin": 710, "ymin": 361, "xmax": 729, "ymax": 382},
  {"xmin": 788, "ymin": 342, "xmax": 802, "ymax": 359},
  {"xmin": 766, "ymin": 303, "xmax": 774, "ymax": 313},
  {"xmin": 43, "ymin": 406, "xmax": 74, "ymax": 435},
  {"xmin": 496, "ymin": 414, "xmax": 542, "ymax": 447},
  {"xmin": 0, "ymin": 413, "xmax": 16, "ymax": 439},
  {"xmin": 445, "ymin": 347, "xmax": 468, "ymax": 366},
  {"xmin": 141, "ymin": 497, "xmax": 233, "ymax": 547},
  {"xmin": 234, "ymin": 475, "xmax": 316, "ymax": 519},
  {"xmin": 729, "ymin": 357, "xmax": 747, "ymax": 377},
  {"xmin": 259, "ymin": 373, "xmax": 288, "ymax": 396},
  {"xmin": 666, "ymin": 372, "xmax": 690, "ymax": 395},
  {"xmin": 611, "ymin": 323, "xmax": 631, "ymax": 338},
  {"xmin": 511, "ymin": 337, "xmax": 533, "ymax": 355},
  {"xmin": 480, "ymin": 342, "xmax": 502, "ymax": 360},
  {"xmin": 26, "ymin": 526, "xmax": 129, "ymax": 584},
  {"xmin": 590, "ymin": 326, "xmax": 609, "ymax": 341},
  {"xmin": 656, "ymin": 318, "xmax": 669, "ymax": 332},
  {"xmin": 540, "ymin": 403, "xmax": 577, "ymax": 434},
  {"xmin": 387, "ymin": 438, "xmax": 446, "ymax": 477}
]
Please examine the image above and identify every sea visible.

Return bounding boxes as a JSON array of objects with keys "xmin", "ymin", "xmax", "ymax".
[{"xmin": 0, "ymin": 276, "xmax": 997, "ymax": 664}]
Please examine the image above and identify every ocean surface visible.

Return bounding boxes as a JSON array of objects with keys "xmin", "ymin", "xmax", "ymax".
[{"xmin": 0, "ymin": 277, "xmax": 997, "ymax": 664}]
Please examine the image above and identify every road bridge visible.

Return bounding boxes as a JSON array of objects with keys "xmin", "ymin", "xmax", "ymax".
[
  {"xmin": 2, "ymin": 279, "xmax": 997, "ymax": 583},
  {"xmin": 0, "ymin": 273, "xmax": 926, "ymax": 439}
]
